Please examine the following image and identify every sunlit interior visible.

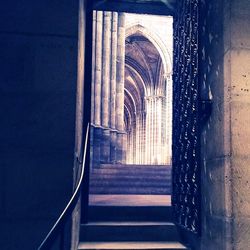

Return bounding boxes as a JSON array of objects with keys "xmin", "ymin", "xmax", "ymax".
[{"xmin": 90, "ymin": 12, "xmax": 173, "ymax": 167}]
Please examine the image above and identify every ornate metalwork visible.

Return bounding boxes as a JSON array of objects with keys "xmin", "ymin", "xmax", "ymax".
[{"xmin": 172, "ymin": 0, "xmax": 201, "ymax": 234}]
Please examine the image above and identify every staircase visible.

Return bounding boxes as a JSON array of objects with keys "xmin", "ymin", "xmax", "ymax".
[
  {"xmin": 78, "ymin": 205, "xmax": 189, "ymax": 249},
  {"xmin": 78, "ymin": 164, "xmax": 188, "ymax": 249},
  {"xmin": 89, "ymin": 164, "xmax": 172, "ymax": 194}
]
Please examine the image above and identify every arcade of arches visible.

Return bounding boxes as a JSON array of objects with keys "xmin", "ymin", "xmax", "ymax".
[{"xmin": 90, "ymin": 11, "xmax": 173, "ymax": 166}]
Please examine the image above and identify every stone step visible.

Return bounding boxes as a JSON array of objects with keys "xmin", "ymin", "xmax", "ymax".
[
  {"xmin": 99, "ymin": 164, "xmax": 171, "ymax": 168},
  {"xmin": 89, "ymin": 179, "xmax": 171, "ymax": 187},
  {"xmin": 90, "ymin": 176, "xmax": 171, "ymax": 186},
  {"xmin": 80, "ymin": 222, "xmax": 180, "ymax": 242},
  {"xmin": 91, "ymin": 169, "xmax": 171, "ymax": 176},
  {"xmin": 90, "ymin": 164, "xmax": 172, "ymax": 195},
  {"xmin": 91, "ymin": 169, "xmax": 171, "ymax": 175},
  {"xmin": 95, "ymin": 164, "xmax": 172, "ymax": 169},
  {"xmin": 93, "ymin": 165, "xmax": 171, "ymax": 172},
  {"xmin": 78, "ymin": 241, "xmax": 188, "ymax": 249},
  {"xmin": 89, "ymin": 186, "xmax": 171, "ymax": 194},
  {"xmin": 88, "ymin": 206, "xmax": 173, "ymax": 222},
  {"xmin": 90, "ymin": 170, "xmax": 171, "ymax": 179},
  {"xmin": 90, "ymin": 168, "xmax": 172, "ymax": 175}
]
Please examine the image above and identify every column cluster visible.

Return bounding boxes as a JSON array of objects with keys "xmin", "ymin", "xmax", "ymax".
[
  {"xmin": 91, "ymin": 11, "xmax": 126, "ymax": 167},
  {"xmin": 125, "ymin": 75, "xmax": 172, "ymax": 165},
  {"xmin": 126, "ymin": 110, "xmax": 146, "ymax": 164}
]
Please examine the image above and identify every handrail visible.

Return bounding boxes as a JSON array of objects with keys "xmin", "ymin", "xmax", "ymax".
[{"xmin": 38, "ymin": 123, "xmax": 90, "ymax": 250}]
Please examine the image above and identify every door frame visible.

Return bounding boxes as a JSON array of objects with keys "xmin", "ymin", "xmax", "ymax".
[{"xmin": 81, "ymin": 0, "xmax": 176, "ymax": 222}]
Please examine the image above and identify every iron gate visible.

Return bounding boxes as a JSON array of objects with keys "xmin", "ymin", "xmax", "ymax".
[{"xmin": 172, "ymin": 0, "xmax": 201, "ymax": 235}]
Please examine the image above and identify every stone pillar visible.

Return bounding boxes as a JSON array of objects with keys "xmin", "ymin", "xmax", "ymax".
[
  {"xmin": 110, "ymin": 12, "xmax": 118, "ymax": 163},
  {"xmin": 142, "ymin": 110, "xmax": 146, "ymax": 164},
  {"xmin": 92, "ymin": 11, "xmax": 103, "ymax": 167},
  {"xmin": 145, "ymin": 98, "xmax": 149, "ymax": 164},
  {"xmin": 116, "ymin": 13, "xmax": 125, "ymax": 163},
  {"xmin": 110, "ymin": 12, "xmax": 118, "ymax": 129},
  {"xmin": 101, "ymin": 12, "xmax": 111, "ymax": 128},
  {"xmin": 94, "ymin": 11, "xmax": 102, "ymax": 126},
  {"xmin": 165, "ymin": 74, "xmax": 172, "ymax": 165},
  {"xmin": 91, "ymin": 11, "xmax": 96, "ymax": 123},
  {"xmin": 100, "ymin": 12, "xmax": 111, "ymax": 163},
  {"xmin": 90, "ymin": 11, "xmax": 96, "ymax": 168}
]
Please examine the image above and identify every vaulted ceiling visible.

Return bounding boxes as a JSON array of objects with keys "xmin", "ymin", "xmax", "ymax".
[
  {"xmin": 125, "ymin": 35, "xmax": 163, "ymax": 90},
  {"xmin": 124, "ymin": 34, "xmax": 164, "ymax": 131}
]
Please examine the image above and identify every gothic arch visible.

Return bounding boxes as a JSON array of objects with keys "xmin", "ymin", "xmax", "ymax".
[
  {"xmin": 124, "ymin": 22, "xmax": 172, "ymax": 165},
  {"xmin": 125, "ymin": 24, "xmax": 172, "ymax": 75}
]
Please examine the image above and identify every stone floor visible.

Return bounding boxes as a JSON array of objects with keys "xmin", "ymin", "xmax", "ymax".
[
  {"xmin": 89, "ymin": 194, "xmax": 171, "ymax": 206},
  {"xmin": 78, "ymin": 241, "xmax": 187, "ymax": 249}
]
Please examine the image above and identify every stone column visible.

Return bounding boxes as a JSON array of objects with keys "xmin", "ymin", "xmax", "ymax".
[
  {"xmin": 90, "ymin": 11, "xmax": 96, "ymax": 168},
  {"xmin": 165, "ymin": 74, "xmax": 172, "ymax": 165},
  {"xmin": 110, "ymin": 12, "xmax": 118, "ymax": 163},
  {"xmin": 94, "ymin": 11, "xmax": 103, "ymax": 126},
  {"xmin": 91, "ymin": 11, "xmax": 96, "ymax": 123},
  {"xmin": 145, "ymin": 98, "xmax": 149, "ymax": 164},
  {"xmin": 116, "ymin": 13, "xmax": 125, "ymax": 163},
  {"xmin": 142, "ymin": 110, "xmax": 146, "ymax": 164},
  {"xmin": 101, "ymin": 12, "xmax": 111, "ymax": 128},
  {"xmin": 100, "ymin": 11, "xmax": 111, "ymax": 163},
  {"xmin": 92, "ymin": 11, "xmax": 103, "ymax": 167}
]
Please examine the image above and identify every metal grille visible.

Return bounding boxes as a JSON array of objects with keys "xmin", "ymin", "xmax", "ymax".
[{"xmin": 172, "ymin": 0, "xmax": 201, "ymax": 234}]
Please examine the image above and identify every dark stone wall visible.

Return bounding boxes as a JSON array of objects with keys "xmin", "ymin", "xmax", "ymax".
[
  {"xmin": 71, "ymin": 0, "xmax": 88, "ymax": 249},
  {"xmin": 0, "ymin": 1, "xmax": 80, "ymax": 249},
  {"xmin": 199, "ymin": 0, "xmax": 231, "ymax": 249}
]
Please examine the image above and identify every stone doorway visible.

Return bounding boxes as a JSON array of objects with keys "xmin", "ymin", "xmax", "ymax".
[
  {"xmin": 79, "ymin": 1, "xmax": 203, "ymax": 249},
  {"xmin": 88, "ymin": 12, "xmax": 173, "ymax": 205}
]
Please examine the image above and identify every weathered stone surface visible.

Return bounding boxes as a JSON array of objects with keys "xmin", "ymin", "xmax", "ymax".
[
  {"xmin": 233, "ymin": 217, "xmax": 250, "ymax": 249},
  {"xmin": 200, "ymin": 0, "xmax": 250, "ymax": 249},
  {"xmin": 230, "ymin": 49, "xmax": 250, "ymax": 102},
  {"xmin": 231, "ymin": 101, "xmax": 250, "ymax": 156},
  {"xmin": 100, "ymin": 129, "xmax": 111, "ymax": 163},
  {"xmin": 231, "ymin": 0, "xmax": 250, "ymax": 15},
  {"xmin": 201, "ymin": 215, "xmax": 232, "ymax": 250},
  {"xmin": 202, "ymin": 157, "xmax": 232, "ymax": 218},
  {"xmin": 232, "ymin": 156, "xmax": 250, "ymax": 217}
]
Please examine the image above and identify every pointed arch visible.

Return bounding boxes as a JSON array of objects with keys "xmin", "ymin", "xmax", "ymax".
[{"xmin": 125, "ymin": 24, "xmax": 172, "ymax": 75}]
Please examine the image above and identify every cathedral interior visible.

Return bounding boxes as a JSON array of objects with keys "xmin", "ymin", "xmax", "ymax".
[
  {"xmin": 89, "ymin": 12, "xmax": 173, "ymax": 198},
  {"xmin": 1, "ymin": 0, "xmax": 250, "ymax": 250},
  {"xmin": 90, "ymin": 12, "xmax": 173, "ymax": 167}
]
